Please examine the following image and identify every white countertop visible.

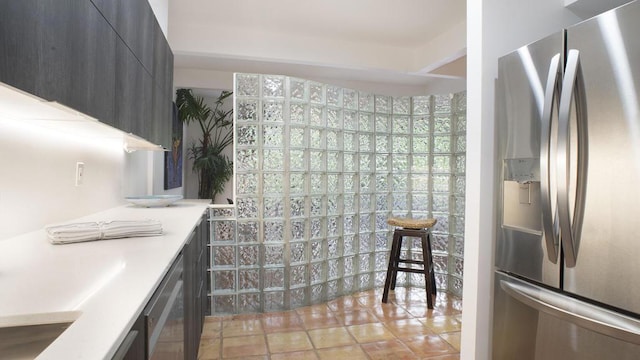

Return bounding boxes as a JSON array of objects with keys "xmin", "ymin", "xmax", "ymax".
[{"xmin": 0, "ymin": 200, "xmax": 211, "ymax": 359}]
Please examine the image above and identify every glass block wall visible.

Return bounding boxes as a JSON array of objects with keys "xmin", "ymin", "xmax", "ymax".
[{"xmin": 207, "ymin": 73, "xmax": 466, "ymax": 314}]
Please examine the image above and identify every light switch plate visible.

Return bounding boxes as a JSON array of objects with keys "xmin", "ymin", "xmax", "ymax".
[{"xmin": 75, "ymin": 162, "xmax": 84, "ymax": 186}]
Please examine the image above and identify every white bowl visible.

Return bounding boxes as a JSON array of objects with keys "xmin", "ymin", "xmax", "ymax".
[{"xmin": 125, "ymin": 195, "xmax": 183, "ymax": 207}]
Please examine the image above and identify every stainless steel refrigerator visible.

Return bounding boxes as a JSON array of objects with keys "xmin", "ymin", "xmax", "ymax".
[{"xmin": 493, "ymin": 1, "xmax": 640, "ymax": 358}]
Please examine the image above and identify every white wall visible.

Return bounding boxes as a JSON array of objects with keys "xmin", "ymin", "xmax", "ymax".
[{"xmin": 462, "ymin": 1, "xmax": 581, "ymax": 359}]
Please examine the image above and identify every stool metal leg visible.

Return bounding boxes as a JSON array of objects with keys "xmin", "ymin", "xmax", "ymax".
[
  {"xmin": 382, "ymin": 230, "xmax": 401, "ymax": 303},
  {"xmin": 420, "ymin": 232, "xmax": 435, "ymax": 309}
]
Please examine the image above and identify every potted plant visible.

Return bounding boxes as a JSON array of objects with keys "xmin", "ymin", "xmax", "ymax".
[{"xmin": 176, "ymin": 88, "xmax": 234, "ymax": 202}]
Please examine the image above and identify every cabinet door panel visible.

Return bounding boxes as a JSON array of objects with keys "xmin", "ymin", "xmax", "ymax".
[{"xmin": 115, "ymin": 40, "xmax": 152, "ymax": 138}]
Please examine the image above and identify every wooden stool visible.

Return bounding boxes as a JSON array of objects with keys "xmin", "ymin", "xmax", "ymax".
[{"xmin": 382, "ymin": 217, "xmax": 437, "ymax": 308}]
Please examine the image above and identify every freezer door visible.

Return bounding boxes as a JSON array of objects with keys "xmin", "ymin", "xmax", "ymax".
[
  {"xmin": 493, "ymin": 272, "xmax": 640, "ymax": 360},
  {"xmin": 563, "ymin": 0, "xmax": 640, "ymax": 315},
  {"xmin": 495, "ymin": 31, "xmax": 563, "ymax": 287}
]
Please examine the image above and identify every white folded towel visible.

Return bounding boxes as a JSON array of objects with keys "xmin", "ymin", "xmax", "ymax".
[{"xmin": 46, "ymin": 219, "xmax": 163, "ymax": 244}]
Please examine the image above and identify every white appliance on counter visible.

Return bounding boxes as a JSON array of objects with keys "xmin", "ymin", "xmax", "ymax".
[{"xmin": 493, "ymin": 1, "xmax": 640, "ymax": 358}]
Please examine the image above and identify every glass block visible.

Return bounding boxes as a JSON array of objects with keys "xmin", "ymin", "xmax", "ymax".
[
  {"xmin": 327, "ymin": 86, "xmax": 342, "ymax": 107},
  {"xmin": 327, "ymin": 152, "xmax": 340, "ymax": 171},
  {"xmin": 393, "ymin": 96, "xmax": 410, "ymax": 114},
  {"xmin": 290, "ymin": 103, "xmax": 307, "ymax": 124},
  {"xmin": 344, "ymin": 214, "xmax": 356, "ymax": 234},
  {"xmin": 264, "ymin": 149, "xmax": 284, "ymax": 170},
  {"xmin": 311, "ymin": 262, "xmax": 324, "ymax": 284},
  {"xmin": 263, "ymin": 125, "xmax": 284, "ymax": 147},
  {"xmin": 454, "ymin": 196, "xmax": 465, "ymax": 215},
  {"xmin": 290, "ymin": 173, "xmax": 306, "ymax": 194},
  {"xmin": 432, "ymin": 174, "xmax": 451, "ymax": 192},
  {"xmin": 375, "ymin": 213, "xmax": 387, "ymax": 231},
  {"xmin": 374, "ymin": 252, "xmax": 388, "ymax": 272},
  {"xmin": 360, "ymin": 154, "xmax": 372, "ymax": 172},
  {"xmin": 310, "ymin": 196, "xmax": 323, "ymax": 216},
  {"xmin": 431, "ymin": 234, "xmax": 449, "ymax": 254},
  {"xmin": 376, "ymin": 233, "xmax": 389, "ymax": 251},
  {"xmin": 393, "ymin": 193, "xmax": 408, "ymax": 211},
  {"xmin": 310, "ymin": 174, "xmax": 324, "ymax": 193},
  {"xmin": 433, "ymin": 213, "xmax": 449, "ymax": 234},
  {"xmin": 237, "ymin": 173, "xmax": 257, "ymax": 195},
  {"xmin": 452, "ymin": 276, "xmax": 464, "ymax": 295},
  {"xmin": 309, "ymin": 82, "xmax": 325, "ymax": 104},
  {"xmin": 263, "ymin": 101, "xmax": 284, "ymax": 122},
  {"xmin": 213, "ymin": 246, "xmax": 236, "ymax": 267},
  {"xmin": 327, "ymin": 174, "xmax": 339, "ymax": 193},
  {"xmin": 343, "ymin": 235, "xmax": 354, "ymax": 256},
  {"xmin": 434, "ymin": 94, "xmax": 452, "ymax": 113},
  {"xmin": 291, "ymin": 220, "xmax": 307, "ymax": 241},
  {"xmin": 214, "ymin": 270, "xmax": 235, "ymax": 291},
  {"xmin": 288, "ymin": 196, "xmax": 304, "ymax": 218},
  {"xmin": 455, "ymin": 136, "xmax": 466, "ymax": 153},
  {"xmin": 413, "ymin": 95, "xmax": 431, "ymax": 114},
  {"xmin": 290, "ymin": 78, "xmax": 308, "ymax": 101},
  {"xmin": 343, "ymin": 132, "xmax": 357, "ymax": 152},
  {"xmin": 263, "ymin": 75, "xmax": 285, "ymax": 97},
  {"xmin": 310, "ymin": 151, "xmax": 325, "ymax": 170},
  {"xmin": 376, "ymin": 135, "xmax": 389, "ymax": 153},
  {"xmin": 455, "ymin": 91, "xmax": 467, "ymax": 112},
  {"xmin": 433, "ymin": 135, "xmax": 451, "ymax": 153},
  {"xmin": 237, "ymin": 198, "xmax": 258, "ymax": 218},
  {"xmin": 311, "ymin": 284, "xmax": 325, "ymax": 302},
  {"xmin": 413, "ymin": 136, "xmax": 429, "ymax": 153},
  {"xmin": 434, "ymin": 115, "xmax": 451, "ymax": 133},
  {"xmin": 290, "ymin": 242, "xmax": 307, "ymax": 264},
  {"xmin": 375, "ymin": 114, "xmax": 389, "ymax": 132},
  {"xmin": 290, "ymin": 288, "xmax": 306, "ymax": 307},
  {"xmin": 343, "ymin": 111, "xmax": 357, "ymax": 131},
  {"xmin": 263, "ymin": 172, "xmax": 284, "ymax": 194},
  {"xmin": 359, "ymin": 134, "xmax": 372, "ymax": 152},
  {"xmin": 238, "ymin": 269, "xmax": 259, "ymax": 290},
  {"xmin": 289, "ymin": 149, "xmax": 306, "ymax": 171},
  {"xmin": 343, "ymin": 153, "xmax": 356, "ymax": 172},
  {"xmin": 265, "ymin": 291, "xmax": 285, "ymax": 311},
  {"xmin": 210, "ymin": 207, "xmax": 234, "ymax": 218},
  {"xmin": 265, "ymin": 245, "xmax": 285, "ymax": 266},
  {"xmin": 412, "ymin": 155, "xmax": 429, "ymax": 172},
  {"xmin": 264, "ymin": 220, "xmax": 284, "ymax": 242},
  {"xmin": 359, "ymin": 92, "xmax": 374, "ymax": 112},
  {"xmin": 454, "ymin": 176, "xmax": 466, "ymax": 195},
  {"xmin": 375, "ymin": 95, "xmax": 391, "ymax": 114},
  {"xmin": 237, "ymin": 125, "xmax": 257, "ymax": 146},
  {"xmin": 453, "ymin": 216, "xmax": 465, "ymax": 235},
  {"xmin": 375, "ymin": 154, "xmax": 388, "ymax": 172},
  {"xmin": 237, "ymin": 148, "xmax": 258, "ymax": 171},
  {"xmin": 327, "ymin": 108, "xmax": 342, "ymax": 128},
  {"xmin": 359, "ymin": 113, "xmax": 373, "ymax": 134},
  {"xmin": 392, "ymin": 135, "xmax": 410, "ymax": 153},
  {"xmin": 359, "ymin": 254, "xmax": 371, "ymax": 273},
  {"xmin": 359, "ymin": 233, "xmax": 372, "ymax": 252},
  {"xmin": 409, "ymin": 273, "xmax": 426, "ymax": 287},
  {"xmin": 343, "ymin": 193, "xmax": 356, "ymax": 212},
  {"xmin": 392, "ymin": 174, "xmax": 409, "ymax": 191},
  {"xmin": 344, "ymin": 89, "xmax": 358, "ymax": 110},
  {"xmin": 328, "ymin": 259, "xmax": 340, "ymax": 279},
  {"xmin": 456, "ymin": 114, "xmax": 467, "ymax": 133},
  {"xmin": 454, "ymin": 236, "xmax": 465, "ymax": 256},
  {"xmin": 360, "ymin": 195, "xmax": 372, "ymax": 212},
  {"xmin": 310, "ymin": 218, "xmax": 324, "ymax": 239},
  {"xmin": 359, "ymin": 174, "xmax": 371, "ymax": 193},
  {"xmin": 328, "ymin": 280, "xmax": 339, "ymax": 298},
  {"xmin": 433, "ymin": 254, "xmax": 448, "ymax": 273},
  {"xmin": 433, "ymin": 193, "xmax": 450, "ymax": 212},
  {"xmin": 455, "ymin": 155, "xmax": 466, "ymax": 174},
  {"xmin": 412, "ymin": 194, "xmax": 429, "ymax": 212},
  {"xmin": 375, "ymin": 174, "xmax": 389, "ymax": 192},
  {"xmin": 239, "ymin": 245, "xmax": 259, "ymax": 266},
  {"xmin": 342, "ymin": 276, "xmax": 354, "ymax": 294},
  {"xmin": 289, "ymin": 126, "xmax": 306, "ymax": 148},
  {"xmin": 213, "ymin": 220, "xmax": 235, "ymax": 242},
  {"xmin": 291, "ymin": 265, "xmax": 307, "ymax": 287},
  {"xmin": 392, "ymin": 115, "xmax": 411, "ymax": 134},
  {"xmin": 237, "ymin": 221, "xmax": 259, "ymax": 243},
  {"xmin": 327, "ymin": 196, "xmax": 339, "ymax": 215},
  {"xmin": 327, "ymin": 217, "xmax": 339, "ymax": 237},
  {"xmin": 236, "ymin": 74, "xmax": 259, "ymax": 96},
  {"xmin": 374, "ymin": 271, "xmax": 386, "ymax": 287},
  {"xmin": 432, "ymin": 155, "xmax": 450, "ymax": 173},
  {"xmin": 311, "ymin": 240, "xmax": 324, "ymax": 261},
  {"xmin": 310, "ymin": 106, "xmax": 325, "ymax": 127},
  {"xmin": 237, "ymin": 99, "xmax": 259, "ymax": 122},
  {"xmin": 326, "ymin": 130, "xmax": 339, "ymax": 150},
  {"xmin": 413, "ymin": 115, "xmax": 429, "ymax": 134},
  {"xmin": 392, "ymin": 154, "xmax": 409, "ymax": 172},
  {"xmin": 344, "ymin": 256, "xmax": 355, "ymax": 276},
  {"xmin": 213, "ymin": 295, "xmax": 235, "ymax": 314},
  {"xmin": 238, "ymin": 293, "xmax": 260, "ymax": 313}
]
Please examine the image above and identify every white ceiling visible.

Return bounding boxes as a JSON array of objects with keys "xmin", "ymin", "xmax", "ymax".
[{"xmin": 168, "ymin": 0, "xmax": 467, "ymax": 93}]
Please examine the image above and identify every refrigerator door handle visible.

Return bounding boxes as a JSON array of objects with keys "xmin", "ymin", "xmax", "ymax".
[
  {"xmin": 540, "ymin": 53, "xmax": 562, "ymax": 263},
  {"xmin": 557, "ymin": 49, "xmax": 589, "ymax": 268},
  {"xmin": 500, "ymin": 278, "xmax": 640, "ymax": 345}
]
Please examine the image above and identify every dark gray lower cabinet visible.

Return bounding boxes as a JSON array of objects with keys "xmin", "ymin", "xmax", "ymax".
[{"xmin": 184, "ymin": 215, "xmax": 208, "ymax": 359}]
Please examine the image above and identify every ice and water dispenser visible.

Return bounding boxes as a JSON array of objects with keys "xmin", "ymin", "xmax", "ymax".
[{"xmin": 502, "ymin": 158, "xmax": 542, "ymax": 234}]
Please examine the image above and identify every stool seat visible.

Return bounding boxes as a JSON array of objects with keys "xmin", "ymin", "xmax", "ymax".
[
  {"xmin": 387, "ymin": 217, "xmax": 436, "ymax": 229},
  {"xmin": 382, "ymin": 217, "xmax": 437, "ymax": 308}
]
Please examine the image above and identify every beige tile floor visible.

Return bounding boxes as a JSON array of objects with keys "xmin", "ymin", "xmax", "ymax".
[{"xmin": 198, "ymin": 287, "xmax": 462, "ymax": 359}]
